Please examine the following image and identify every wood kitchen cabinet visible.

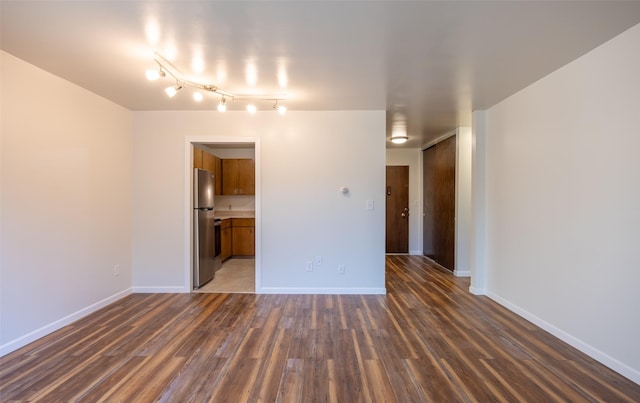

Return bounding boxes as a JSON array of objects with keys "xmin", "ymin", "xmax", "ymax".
[
  {"xmin": 214, "ymin": 156, "xmax": 222, "ymax": 195},
  {"xmin": 222, "ymin": 159, "xmax": 255, "ymax": 195},
  {"xmin": 231, "ymin": 218, "xmax": 255, "ymax": 256},
  {"xmin": 220, "ymin": 219, "xmax": 232, "ymax": 262},
  {"xmin": 193, "ymin": 148, "xmax": 203, "ymax": 169},
  {"xmin": 203, "ymin": 151, "xmax": 214, "ymax": 173},
  {"xmin": 194, "ymin": 148, "xmax": 222, "ymax": 195}
]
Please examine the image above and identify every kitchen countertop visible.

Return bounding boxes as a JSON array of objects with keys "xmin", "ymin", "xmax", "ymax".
[{"xmin": 215, "ymin": 211, "xmax": 255, "ymax": 219}]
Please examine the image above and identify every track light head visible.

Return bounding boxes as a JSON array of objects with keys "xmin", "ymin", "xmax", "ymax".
[
  {"xmin": 217, "ymin": 97, "xmax": 227, "ymax": 112},
  {"xmin": 146, "ymin": 67, "xmax": 166, "ymax": 81},
  {"xmin": 164, "ymin": 83, "xmax": 182, "ymax": 98},
  {"xmin": 273, "ymin": 102, "xmax": 287, "ymax": 115}
]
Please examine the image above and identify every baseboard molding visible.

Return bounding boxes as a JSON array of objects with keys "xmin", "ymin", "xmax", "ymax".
[
  {"xmin": 409, "ymin": 250, "xmax": 422, "ymax": 256},
  {"xmin": 0, "ymin": 288, "xmax": 132, "ymax": 357},
  {"xmin": 258, "ymin": 287, "xmax": 387, "ymax": 295},
  {"xmin": 454, "ymin": 270, "xmax": 471, "ymax": 277},
  {"xmin": 131, "ymin": 286, "xmax": 188, "ymax": 293},
  {"xmin": 469, "ymin": 285, "xmax": 486, "ymax": 295},
  {"xmin": 487, "ymin": 291, "xmax": 640, "ymax": 385}
]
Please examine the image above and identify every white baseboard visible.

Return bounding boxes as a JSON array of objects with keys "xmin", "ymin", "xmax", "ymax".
[
  {"xmin": 0, "ymin": 288, "xmax": 132, "ymax": 357},
  {"xmin": 487, "ymin": 291, "xmax": 640, "ymax": 385},
  {"xmin": 469, "ymin": 285, "xmax": 486, "ymax": 295},
  {"xmin": 131, "ymin": 286, "xmax": 188, "ymax": 293},
  {"xmin": 258, "ymin": 287, "xmax": 387, "ymax": 295},
  {"xmin": 454, "ymin": 270, "xmax": 471, "ymax": 277},
  {"xmin": 409, "ymin": 250, "xmax": 422, "ymax": 256}
]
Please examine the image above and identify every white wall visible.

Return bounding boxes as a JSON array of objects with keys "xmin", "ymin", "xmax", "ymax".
[
  {"xmin": 132, "ymin": 111, "xmax": 386, "ymax": 294},
  {"xmin": 470, "ymin": 111, "xmax": 487, "ymax": 294},
  {"xmin": 0, "ymin": 52, "xmax": 132, "ymax": 354},
  {"xmin": 385, "ymin": 148, "xmax": 422, "ymax": 254},
  {"xmin": 455, "ymin": 127, "xmax": 472, "ymax": 276},
  {"xmin": 484, "ymin": 24, "xmax": 640, "ymax": 382}
]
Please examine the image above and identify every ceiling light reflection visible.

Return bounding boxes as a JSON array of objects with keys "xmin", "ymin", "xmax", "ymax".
[
  {"xmin": 278, "ymin": 62, "xmax": 288, "ymax": 88},
  {"xmin": 144, "ymin": 19, "xmax": 160, "ymax": 45},
  {"xmin": 245, "ymin": 63, "xmax": 257, "ymax": 86}
]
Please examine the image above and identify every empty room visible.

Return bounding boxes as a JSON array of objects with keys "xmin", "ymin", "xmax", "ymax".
[{"xmin": 1, "ymin": 1, "xmax": 640, "ymax": 400}]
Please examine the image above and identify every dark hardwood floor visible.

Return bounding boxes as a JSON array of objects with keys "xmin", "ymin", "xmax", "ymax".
[{"xmin": 1, "ymin": 256, "xmax": 639, "ymax": 401}]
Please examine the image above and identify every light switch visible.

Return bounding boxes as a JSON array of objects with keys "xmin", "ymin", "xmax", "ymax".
[{"xmin": 366, "ymin": 200, "xmax": 374, "ymax": 210}]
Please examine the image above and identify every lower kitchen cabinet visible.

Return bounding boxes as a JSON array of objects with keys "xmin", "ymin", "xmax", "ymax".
[
  {"xmin": 231, "ymin": 218, "xmax": 255, "ymax": 257},
  {"xmin": 220, "ymin": 219, "xmax": 232, "ymax": 262}
]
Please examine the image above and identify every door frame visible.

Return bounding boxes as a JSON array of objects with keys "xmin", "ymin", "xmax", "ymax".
[{"xmin": 184, "ymin": 135, "xmax": 261, "ymax": 292}]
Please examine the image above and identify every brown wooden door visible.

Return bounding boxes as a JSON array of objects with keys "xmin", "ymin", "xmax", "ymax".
[
  {"xmin": 422, "ymin": 135, "xmax": 456, "ymax": 271},
  {"xmin": 435, "ymin": 136, "xmax": 456, "ymax": 270},
  {"xmin": 386, "ymin": 166, "xmax": 409, "ymax": 253},
  {"xmin": 423, "ymin": 146, "xmax": 436, "ymax": 257}
]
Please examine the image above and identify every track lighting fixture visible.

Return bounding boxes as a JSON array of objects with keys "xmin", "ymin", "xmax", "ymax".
[
  {"xmin": 217, "ymin": 97, "xmax": 227, "ymax": 112},
  {"xmin": 146, "ymin": 52, "xmax": 287, "ymax": 114}
]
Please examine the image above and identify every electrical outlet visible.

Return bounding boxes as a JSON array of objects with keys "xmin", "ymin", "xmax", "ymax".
[
  {"xmin": 306, "ymin": 261, "xmax": 313, "ymax": 272},
  {"xmin": 315, "ymin": 256, "xmax": 322, "ymax": 266},
  {"xmin": 114, "ymin": 265, "xmax": 120, "ymax": 276},
  {"xmin": 338, "ymin": 264, "xmax": 345, "ymax": 275}
]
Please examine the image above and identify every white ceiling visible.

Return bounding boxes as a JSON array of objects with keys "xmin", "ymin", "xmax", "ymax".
[{"xmin": 2, "ymin": 1, "xmax": 640, "ymax": 148}]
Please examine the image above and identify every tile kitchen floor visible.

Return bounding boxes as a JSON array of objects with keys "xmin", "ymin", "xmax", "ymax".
[{"xmin": 196, "ymin": 258, "xmax": 255, "ymax": 293}]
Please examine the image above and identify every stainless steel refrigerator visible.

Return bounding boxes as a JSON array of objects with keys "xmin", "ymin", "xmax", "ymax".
[{"xmin": 193, "ymin": 168, "xmax": 219, "ymax": 289}]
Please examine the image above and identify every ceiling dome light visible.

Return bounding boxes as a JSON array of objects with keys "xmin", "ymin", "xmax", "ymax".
[
  {"xmin": 217, "ymin": 97, "xmax": 227, "ymax": 112},
  {"xmin": 193, "ymin": 92, "xmax": 203, "ymax": 102},
  {"xmin": 391, "ymin": 136, "xmax": 408, "ymax": 144},
  {"xmin": 246, "ymin": 104, "xmax": 257, "ymax": 114},
  {"xmin": 390, "ymin": 117, "xmax": 409, "ymax": 144}
]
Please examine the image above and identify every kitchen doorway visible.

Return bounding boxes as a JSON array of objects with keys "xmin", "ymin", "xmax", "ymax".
[{"xmin": 188, "ymin": 139, "xmax": 259, "ymax": 293}]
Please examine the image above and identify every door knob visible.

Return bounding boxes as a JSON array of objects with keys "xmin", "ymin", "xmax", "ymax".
[{"xmin": 401, "ymin": 213, "xmax": 406, "ymax": 218}]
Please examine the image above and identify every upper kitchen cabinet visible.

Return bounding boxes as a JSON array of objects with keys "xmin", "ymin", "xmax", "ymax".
[
  {"xmin": 193, "ymin": 148, "xmax": 204, "ymax": 169},
  {"xmin": 214, "ymin": 156, "xmax": 222, "ymax": 195},
  {"xmin": 203, "ymin": 151, "xmax": 214, "ymax": 173},
  {"xmin": 194, "ymin": 148, "xmax": 222, "ymax": 195},
  {"xmin": 222, "ymin": 159, "xmax": 255, "ymax": 195}
]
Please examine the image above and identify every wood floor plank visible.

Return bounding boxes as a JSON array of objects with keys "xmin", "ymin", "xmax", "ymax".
[{"xmin": 1, "ymin": 255, "xmax": 639, "ymax": 402}]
